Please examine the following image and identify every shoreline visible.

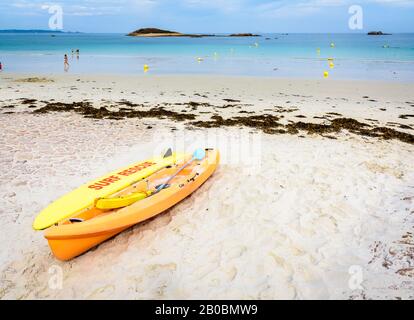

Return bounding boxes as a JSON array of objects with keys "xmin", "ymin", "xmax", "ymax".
[
  {"xmin": 4, "ymin": 71, "xmax": 414, "ymax": 82},
  {"xmin": 1, "ymin": 68, "xmax": 414, "ymax": 83},
  {"xmin": 1, "ymin": 55, "xmax": 414, "ymax": 82}
]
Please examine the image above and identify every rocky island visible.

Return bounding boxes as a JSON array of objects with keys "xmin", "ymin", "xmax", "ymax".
[
  {"xmin": 127, "ymin": 28, "xmax": 261, "ymax": 38},
  {"xmin": 127, "ymin": 28, "xmax": 213, "ymax": 38},
  {"xmin": 368, "ymin": 31, "xmax": 391, "ymax": 36},
  {"xmin": 229, "ymin": 33, "xmax": 260, "ymax": 37}
]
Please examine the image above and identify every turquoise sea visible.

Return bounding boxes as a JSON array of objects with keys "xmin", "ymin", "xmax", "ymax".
[{"xmin": 1, "ymin": 33, "xmax": 414, "ymax": 81}]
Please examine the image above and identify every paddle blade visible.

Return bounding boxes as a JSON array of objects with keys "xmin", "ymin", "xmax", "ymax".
[
  {"xmin": 163, "ymin": 148, "xmax": 173, "ymax": 158},
  {"xmin": 193, "ymin": 148, "xmax": 206, "ymax": 161}
]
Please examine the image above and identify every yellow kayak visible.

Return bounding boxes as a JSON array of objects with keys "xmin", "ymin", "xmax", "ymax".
[
  {"xmin": 33, "ymin": 151, "xmax": 187, "ymax": 230},
  {"xmin": 41, "ymin": 149, "xmax": 219, "ymax": 260}
]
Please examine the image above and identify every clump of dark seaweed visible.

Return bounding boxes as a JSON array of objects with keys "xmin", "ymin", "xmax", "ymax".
[
  {"xmin": 188, "ymin": 101, "xmax": 210, "ymax": 110},
  {"xmin": 399, "ymin": 114, "xmax": 414, "ymax": 120},
  {"xmin": 191, "ymin": 114, "xmax": 283, "ymax": 134},
  {"xmin": 370, "ymin": 127, "xmax": 414, "ymax": 144},
  {"xmin": 190, "ymin": 115, "xmax": 414, "ymax": 144},
  {"xmin": 20, "ymin": 98, "xmax": 37, "ymax": 105},
  {"xmin": 29, "ymin": 100, "xmax": 414, "ymax": 144},
  {"xmin": 34, "ymin": 101, "xmax": 196, "ymax": 121},
  {"xmin": 223, "ymin": 98, "xmax": 241, "ymax": 103}
]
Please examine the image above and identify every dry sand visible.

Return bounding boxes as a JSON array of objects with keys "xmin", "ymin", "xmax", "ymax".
[{"xmin": 0, "ymin": 74, "xmax": 413, "ymax": 299}]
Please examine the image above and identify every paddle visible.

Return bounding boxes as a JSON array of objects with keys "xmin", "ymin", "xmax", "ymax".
[
  {"xmin": 95, "ymin": 149, "xmax": 206, "ymax": 210},
  {"xmin": 94, "ymin": 148, "xmax": 179, "ymax": 210},
  {"xmin": 155, "ymin": 148, "xmax": 206, "ymax": 193}
]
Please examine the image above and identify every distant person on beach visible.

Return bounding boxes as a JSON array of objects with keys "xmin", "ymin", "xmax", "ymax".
[
  {"xmin": 64, "ymin": 54, "xmax": 69, "ymax": 72},
  {"xmin": 0, "ymin": 61, "xmax": 2, "ymax": 72}
]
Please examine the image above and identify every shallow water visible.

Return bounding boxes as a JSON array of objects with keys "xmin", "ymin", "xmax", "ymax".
[{"xmin": 1, "ymin": 33, "xmax": 414, "ymax": 80}]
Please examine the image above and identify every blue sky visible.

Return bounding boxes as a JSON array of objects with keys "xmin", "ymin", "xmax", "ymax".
[{"xmin": 0, "ymin": 0, "xmax": 413, "ymax": 33}]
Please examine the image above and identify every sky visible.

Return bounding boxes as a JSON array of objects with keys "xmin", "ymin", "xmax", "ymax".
[{"xmin": 0, "ymin": 0, "xmax": 413, "ymax": 33}]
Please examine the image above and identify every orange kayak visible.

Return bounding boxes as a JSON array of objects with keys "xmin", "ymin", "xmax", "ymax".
[{"xmin": 43, "ymin": 149, "xmax": 219, "ymax": 261}]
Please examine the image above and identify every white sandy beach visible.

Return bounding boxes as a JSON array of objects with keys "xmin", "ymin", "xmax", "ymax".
[{"xmin": 0, "ymin": 74, "xmax": 413, "ymax": 299}]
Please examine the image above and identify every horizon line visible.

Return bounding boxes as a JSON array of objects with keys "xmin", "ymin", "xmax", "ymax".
[{"xmin": 1, "ymin": 29, "xmax": 414, "ymax": 35}]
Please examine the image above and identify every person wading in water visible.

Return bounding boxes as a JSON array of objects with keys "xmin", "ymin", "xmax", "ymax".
[{"xmin": 64, "ymin": 54, "xmax": 69, "ymax": 72}]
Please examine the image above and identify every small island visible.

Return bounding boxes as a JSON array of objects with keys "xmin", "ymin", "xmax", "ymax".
[
  {"xmin": 368, "ymin": 31, "xmax": 391, "ymax": 36},
  {"xmin": 128, "ymin": 28, "xmax": 185, "ymax": 37},
  {"xmin": 127, "ymin": 28, "xmax": 261, "ymax": 38},
  {"xmin": 229, "ymin": 33, "xmax": 260, "ymax": 37},
  {"xmin": 127, "ymin": 28, "xmax": 213, "ymax": 38}
]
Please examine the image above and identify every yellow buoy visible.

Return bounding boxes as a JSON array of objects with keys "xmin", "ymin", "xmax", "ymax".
[
  {"xmin": 143, "ymin": 64, "xmax": 149, "ymax": 72},
  {"xmin": 323, "ymin": 71, "xmax": 329, "ymax": 78},
  {"xmin": 329, "ymin": 62, "xmax": 334, "ymax": 69}
]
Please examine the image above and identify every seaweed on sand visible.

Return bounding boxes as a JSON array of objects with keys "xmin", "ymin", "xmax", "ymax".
[
  {"xmin": 20, "ymin": 98, "xmax": 37, "ymax": 105},
  {"xmin": 34, "ymin": 101, "xmax": 196, "ymax": 121},
  {"xmin": 399, "ymin": 114, "xmax": 414, "ymax": 120},
  {"xmin": 29, "ymin": 100, "xmax": 414, "ymax": 144},
  {"xmin": 190, "ymin": 115, "xmax": 414, "ymax": 144},
  {"xmin": 190, "ymin": 114, "xmax": 284, "ymax": 134}
]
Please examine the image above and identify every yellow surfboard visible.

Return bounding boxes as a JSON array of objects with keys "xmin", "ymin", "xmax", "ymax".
[{"xmin": 33, "ymin": 152, "xmax": 187, "ymax": 230}]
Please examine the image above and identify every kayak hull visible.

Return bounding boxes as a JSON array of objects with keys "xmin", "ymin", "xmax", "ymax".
[
  {"xmin": 47, "ymin": 228, "xmax": 127, "ymax": 261},
  {"xmin": 44, "ymin": 149, "xmax": 220, "ymax": 261}
]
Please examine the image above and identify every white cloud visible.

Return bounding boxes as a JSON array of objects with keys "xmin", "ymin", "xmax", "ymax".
[
  {"xmin": 253, "ymin": 0, "xmax": 347, "ymax": 18},
  {"xmin": 368, "ymin": 0, "xmax": 414, "ymax": 7},
  {"xmin": 181, "ymin": 0, "xmax": 243, "ymax": 12},
  {"xmin": 4, "ymin": 0, "xmax": 414, "ymax": 19}
]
